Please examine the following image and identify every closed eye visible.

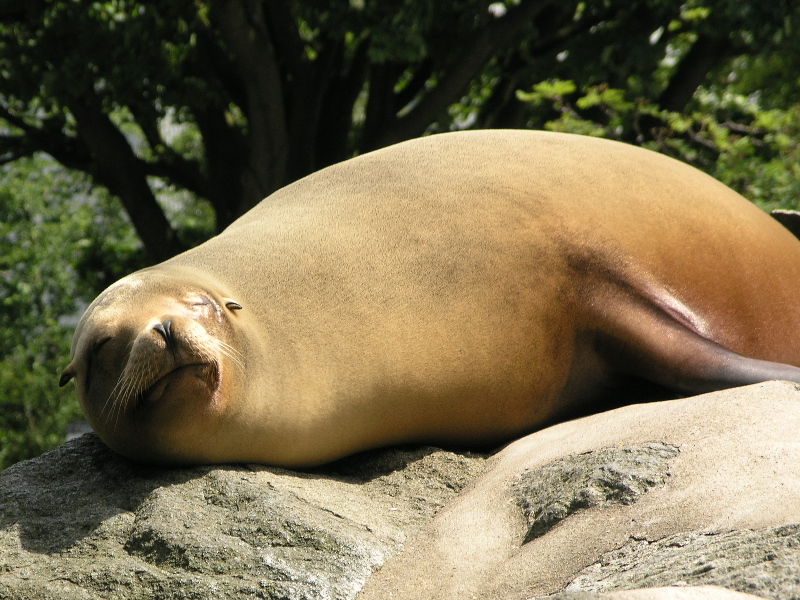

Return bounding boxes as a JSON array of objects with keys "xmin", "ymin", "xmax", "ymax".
[
  {"xmin": 92, "ymin": 336, "xmax": 113, "ymax": 353},
  {"xmin": 187, "ymin": 293, "xmax": 223, "ymax": 319},
  {"xmin": 190, "ymin": 295, "xmax": 213, "ymax": 307},
  {"xmin": 85, "ymin": 336, "xmax": 113, "ymax": 394}
]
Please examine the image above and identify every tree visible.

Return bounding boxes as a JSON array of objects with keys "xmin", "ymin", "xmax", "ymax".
[
  {"xmin": 2, "ymin": 0, "xmax": 798, "ymax": 262},
  {"xmin": 0, "ymin": 154, "xmax": 145, "ymax": 469},
  {"xmin": 3, "ymin": 0, "xmax": 800, "ymax": 468}
]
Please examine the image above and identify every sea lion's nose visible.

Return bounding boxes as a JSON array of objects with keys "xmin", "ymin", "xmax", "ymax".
[{"xmin": 152, "ymin": 319, "xmax": 174, "ymax": 346}]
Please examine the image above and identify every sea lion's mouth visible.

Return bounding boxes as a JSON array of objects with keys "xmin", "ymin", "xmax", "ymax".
[{"xmin": 138, "ymin": 362, "xmax": 219, "ymax": 406}]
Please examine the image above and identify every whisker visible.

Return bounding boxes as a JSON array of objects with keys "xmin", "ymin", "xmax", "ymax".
[{"xmin": 217, "ymin": 340, "xmax": 246, "ymax": 373}]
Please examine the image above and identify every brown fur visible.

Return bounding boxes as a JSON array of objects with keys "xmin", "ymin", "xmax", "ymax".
[{"xmin": 61, "ymin": 130, "xmax": 800, "ymax": 466}]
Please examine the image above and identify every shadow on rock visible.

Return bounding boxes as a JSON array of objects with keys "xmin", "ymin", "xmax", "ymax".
[{"xmin": 0, "ymin": 433, "xmax": 485, "ymax": 600}]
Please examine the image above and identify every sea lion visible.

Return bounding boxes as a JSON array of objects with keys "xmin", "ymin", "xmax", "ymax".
[{"xmin": 59, "ymin": 130, "xmax": 800, "ymax": 467}]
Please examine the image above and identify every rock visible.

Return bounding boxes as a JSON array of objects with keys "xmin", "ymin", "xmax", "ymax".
[
  {"xmin": 4, "ymin": 382, "xmax": 800, "ymax": 600},
  {"xmin": 771, "ymin": 209, "xmax": 800, "ymax": 240},
  {"xmin": 358, "ymin": 381, "xmax": 800, "ymax": 600},
  {"xmin": 562, "ymin": 525, "xmax": 800, "ymax": 599},
  {"xmin": 515, "ymin": 442, "xmax": 680, "ymax": 543},
  {"xmin": 0, "ymin": 434, "xmax": 485, "ymax": 600},
  {"xmin": 541, "ymin": 585, "xmax": 766, "ymax": 599}
]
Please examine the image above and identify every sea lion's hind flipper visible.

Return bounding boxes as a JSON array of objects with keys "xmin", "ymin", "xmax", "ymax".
[{"xmin": 596, "ymin": 294, "xmax": 800, "ymax": 396}]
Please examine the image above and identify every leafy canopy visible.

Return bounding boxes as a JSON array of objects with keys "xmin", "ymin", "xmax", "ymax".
[{"xmin": 2, "ymin": 0, "xmax": 800, "ymax": 467}]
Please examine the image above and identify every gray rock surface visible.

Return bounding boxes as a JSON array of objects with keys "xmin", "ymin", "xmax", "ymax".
[
  {"xmin": 358, "ymin": 381, "xmax": 800, "ymax": 600},
  {"xmin": 771, "ymin": 209, "xmax": 800, "ymax": 239},
  {"xmin": 4, "ymin": 382, "xmax": 800, "ymax": 600},
  {"xmin": 0, "ymin": 434, "xmax": 485, "ymax": 600},
  {"xmin": 515, "ymin": 442, "xmax": 680, "ymax": 542},
  {"xmin": 542, "ymin": 585, "xmax": 766, "ymax": 599},
  {"xmin": 565, "ymin": 525, "xmax": 800, "ymax": 599}
]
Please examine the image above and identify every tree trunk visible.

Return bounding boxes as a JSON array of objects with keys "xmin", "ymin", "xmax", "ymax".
[
  {"xmin": 68, "ymin": 97, "xmax": 185, "ymax": 263},
  {"xmin": 213, "ymin": 0, "xmax": 290, "ymax": 217}
]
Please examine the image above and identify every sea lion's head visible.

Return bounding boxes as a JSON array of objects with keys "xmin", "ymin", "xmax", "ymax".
[{"xmin": 59, "ymin": 268, "xmax": 247, "ymax": 464}]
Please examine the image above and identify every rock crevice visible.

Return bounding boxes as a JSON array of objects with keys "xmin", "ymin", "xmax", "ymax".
[{"xmin": 514, "ymin": 442, "xmax": 680, "ymax": 543}]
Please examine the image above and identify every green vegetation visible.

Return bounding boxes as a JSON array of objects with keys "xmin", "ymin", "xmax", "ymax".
[
  {"xmin": 517, "ymin": 81, "xmax": 800, "ymax": 211},
  {"xmin": 1, "ymin": 0, "xmax": 799, "ymax": 468},
  {"xmin": 0, "ymin": 155, "xmax": 147, "ymax": 468}
]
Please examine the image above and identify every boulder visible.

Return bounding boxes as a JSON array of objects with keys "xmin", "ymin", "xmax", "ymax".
[
  {"xmin": 3, "ymin": 382, "xmax": 800, "ymax": 600},
  {"xmin": 0, "ymin": 435, "xmax": 485, "ymax": 599},
  {"xmin": 359, "ymin": 381, "xmax": 800, "ymax": 600}
]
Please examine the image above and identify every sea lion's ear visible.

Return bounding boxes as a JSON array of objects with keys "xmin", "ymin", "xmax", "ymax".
[
  {"xmin": 59, "ymin": 365, "xmax": 76, "ymax": 387},
  {"xmin": 223, "ymin": 298, "xmax": 243, "ymax": 311}
]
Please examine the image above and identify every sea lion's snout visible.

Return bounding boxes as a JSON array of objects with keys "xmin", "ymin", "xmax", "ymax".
[
  {"xmin": 61, "ymin": 279, "xmax": 243, "ymax": 428},
  {"xmin": 152, "ymin": 319, "xmax": 174, "ymax": 347},
  {"xmin": 109, "ymin": 313, "xmax": 223, "ymax": 411}
]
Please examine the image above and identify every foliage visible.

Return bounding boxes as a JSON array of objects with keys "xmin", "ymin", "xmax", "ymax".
[
  {"xmin": 0, "ymin": 155, "xmax": 146, "ymax": 469},
  {"xmin": 1, "ymin": 1, "xmax": 798, "ymax": 260},
  {"xmin": 1, "ymin": 1, "xmax": 800, "ymax": 467},
  {"xmin": 515, "ymin": 78, "xmax": 800, "ymax": 210}
]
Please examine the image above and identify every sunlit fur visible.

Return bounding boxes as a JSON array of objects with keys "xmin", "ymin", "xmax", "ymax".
[
  {"xmin": 61, "ymin": 130, "xmax": 800, "ymax": 468},
  {"xmin": 101, "ymin": 316, "xmax": 245, "ymax": 432}
]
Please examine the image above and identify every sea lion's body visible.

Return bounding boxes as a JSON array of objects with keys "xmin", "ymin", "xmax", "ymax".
[{"xmin": 61, "ymin": 130, "xmax": 800, "ymax": 466}]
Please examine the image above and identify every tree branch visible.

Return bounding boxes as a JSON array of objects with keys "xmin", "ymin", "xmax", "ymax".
[
  {"xmin": 0, "ymin": 123, "xmax": 34, "ymax": 163},
  {"xmin": 0, "ymin": 140, "xmax": 27, "ymax": 164},
  {"xmin": 658, "ymin": 34, "xmax": 735, "ymax": 112},
  {"xmin": 374, "ymin": 0, "xmax": 556, "ymax": 148},
  {"xmin": 527, "ymin": 4, "xmax": 618, "ymax": 57},
  {"xmin": 0, "ymin": 102, "xmax": 30, "ymax": 132},
  {"xmin": 212, "ymin": 0, "xmax": 289, "ymax": 214},
  {"xmin": 126, "ymin": 104, "xmax": 210, "ymax": 198},
  {"xmin": 67, "ymin": 94, "xmax": 185, "ymax": 262},
  {"xmin": 0, "ymin": 103, "xmax": 97, "ymax": 171},
  {"xmin": 476, "ymin": 52, "xmax": 526, "ymax": 129},
  {"xmin": 130, "ymin": 108, "xmax": 164, "ymax": 157},
  {"xmin": 141, "ymin": 151, "xmax": 208, "ymax": 199},
  {"xmin": 395, "ymin": 60, "xmax": 434, "ymax": 110}
]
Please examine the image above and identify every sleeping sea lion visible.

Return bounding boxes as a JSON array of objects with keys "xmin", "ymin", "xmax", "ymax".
[{"xmin": 59, "ymin": 130, "xmax": 800, "ymax": 466}]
